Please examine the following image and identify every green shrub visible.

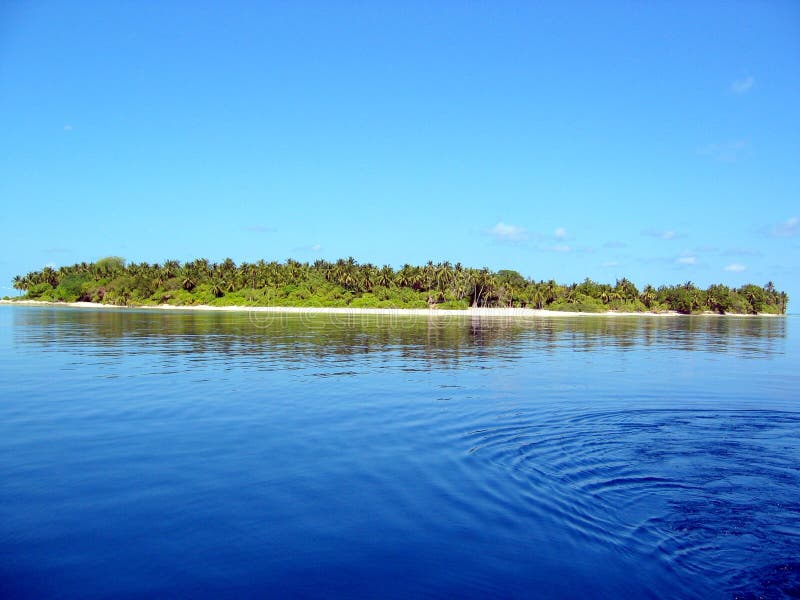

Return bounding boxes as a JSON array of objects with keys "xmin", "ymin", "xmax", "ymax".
[
  {"xmin": 349, "ymin": 293, "xmax": 381, "ymax": 308},
  {"xmin": 437, "ymin": 299, "xmax": 469, "ymax": 310},
  {"xmin": 26, "ymin": 282, "xmax": 53, "ymax": 299},
  {"xmin": 165, "ymin": 289, "xmax": 197, "ymax": 305},
  {"xmin": 547, "ymin": 301, "xmax": 605, "ymax": 313}
]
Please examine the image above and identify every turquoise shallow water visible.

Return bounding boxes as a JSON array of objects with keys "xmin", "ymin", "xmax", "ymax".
[{"xmin": 1, "ymin": 306, "xmax": 798, "ymax": 598}]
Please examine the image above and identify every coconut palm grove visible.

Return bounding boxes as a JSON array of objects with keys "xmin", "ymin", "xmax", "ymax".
[{"xmin": 9, "ymin": 257, "xmax": 788, "ymax": 314}]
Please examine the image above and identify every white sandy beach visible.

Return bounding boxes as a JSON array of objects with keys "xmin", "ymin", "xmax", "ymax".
[{"xmin": 0, "ymin": 299, "xmax": 780, "ymax": 317}]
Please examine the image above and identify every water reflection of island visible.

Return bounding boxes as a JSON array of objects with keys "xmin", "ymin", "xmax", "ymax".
[{"xmin": 13, "ymin": 307, "xmax": 786, "ymax": 370}]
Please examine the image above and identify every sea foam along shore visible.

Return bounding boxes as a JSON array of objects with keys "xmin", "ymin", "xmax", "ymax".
[{"xmin": 0, "ymin": 299, "xmax": 781, "ymax": 317}]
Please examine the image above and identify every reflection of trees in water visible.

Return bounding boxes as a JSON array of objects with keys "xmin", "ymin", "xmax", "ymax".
[{"xmin": 13, "ymin": 308, "xmax": 787, "ymax": 369}]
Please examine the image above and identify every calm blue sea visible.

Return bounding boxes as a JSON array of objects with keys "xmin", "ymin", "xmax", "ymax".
[{"xmin": 1, "ymin": 306, "xmax": 798, "ymax": 598}]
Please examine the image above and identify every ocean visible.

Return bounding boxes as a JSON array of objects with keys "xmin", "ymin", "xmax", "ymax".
[{"xmin": 1, "ymin": 306, "xmax": 798, "ymax": 598}]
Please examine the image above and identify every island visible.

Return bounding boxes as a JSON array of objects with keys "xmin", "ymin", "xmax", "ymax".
[{"xmin": 5, "ymin": 256, "xmax": 789, "ymax": 315}]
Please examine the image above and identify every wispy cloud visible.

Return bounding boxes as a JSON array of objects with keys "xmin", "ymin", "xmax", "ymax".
[
  {"xmin": 554, "ymin": 227, "xmax": 567, "ymax": 240},
  {"xmin": 731, "ymin": 76, "xmax": 755, "ymax": 94},
  {"xmin": 550, "ymin": 244, "xmax": 571, "ymax": 253},
  {"xmin": 292, "ymin": 243, "xmax": 323, "ymax": 253},
  {"xmin": 768, "ymin": 216, "xmax": 799, "ymax": 238},
  {"xmin": 603, "ymin": 240, "xmax": 627, "ymax": 249},
  {"xmin": 244, "ymin": 224, "xmax": 276, "ymax": 233},
  {"xmin": 601, "ymin": 260, "xmax": 619, "ymax": 268},
  {"xmin": 63, "ymin": 124, "xmax": 73, "ymax": 132},
  {"xmin": 724, "ymin": 263, "xmax": 746, "ymax": 272},
  {"xmin": 697, "ymin": 140, "xmax": 748, "ymax": 162},
  {"xmin": 693, "ymin": 245, "xmax": 718, "ymax": 253},
  {"xmin": 643, "ymin": 228, "xmax": 685, "ymax": 241},
  {"xmin": 487, "ymin": 222, "xmax": 527, "ymax": 243},
  {"xmin": 676, "ymin": 256, "xmax": 696, "ymax": 265}
]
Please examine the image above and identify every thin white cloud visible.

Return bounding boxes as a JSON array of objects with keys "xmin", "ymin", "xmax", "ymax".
[
  {"xmin": 292, "ymin": 243, "xmax": 323, "ymax": 253},
  {"xmin": 643, "ymin": 228, "xmax": 685, "ymax": 241},
  {"xmin": 603, "ymin": 240, "xmax": 627, "ymax": 249},
  {"xmin": 63, "ymin": 124, "xmax": 73, "ymax": 132},
  {"xmin": 677, "ymin": 256, "xmax": 696, "ymax": 265},
  {"xmin": 769, "ymin": 216, "xmax": 799, "ymax": 238},
  {"xmin": 487, "ymin": 222, "xmax": 527, "ymax": 242},
  {"xmin": 554, "ymin": 227, "xmax": 567, "ymax": 240},
  {"xmin": 693, "ymin": 245, "xmax": 719, "ymax": 253},
  {"xmin": 601, "ymin": 260, "xmax": 619, "ymax": 268},
  {"xmin": 698, "ymin": 140, "xmax": 748, "ymax": 162},
  {"xmin": 731, "ymin": 76, "xmax": 755, "ymax": 94},
  {"xmin": 244, "ymin": 224, "xmax": 276, "ymax": 233},
  {"xmin": 551, "ymin": 244, "xmax": 571, "ymax": 253},
  {"xmin": 724, "ymin": 263, "xmax": 746, "ymax": 272}
]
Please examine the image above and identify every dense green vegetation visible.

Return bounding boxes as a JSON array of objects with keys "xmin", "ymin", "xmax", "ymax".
[{"xmin": 9, "ymin": 256, "xmax": 789, "ymax": 314}]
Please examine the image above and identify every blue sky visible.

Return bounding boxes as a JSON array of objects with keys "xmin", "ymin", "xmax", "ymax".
[{"xmin": 1, "ymin": 1, "xmax": 799, "ymax": 303}]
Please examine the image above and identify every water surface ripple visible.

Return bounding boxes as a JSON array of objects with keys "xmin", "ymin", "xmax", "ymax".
[{"xmin": 0, "ymin": 307, "xmax": 797, "ymax": 598}]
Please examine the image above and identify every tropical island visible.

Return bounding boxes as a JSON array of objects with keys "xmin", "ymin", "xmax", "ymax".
[{"xmin": 5, "ymin": 256, "xmax": 789, "ymax": 315}]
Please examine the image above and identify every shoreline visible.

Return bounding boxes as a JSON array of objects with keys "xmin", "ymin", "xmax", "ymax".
[{"xmin": 0, "ymin": 299, "xmax": 783, "ymax": 317}]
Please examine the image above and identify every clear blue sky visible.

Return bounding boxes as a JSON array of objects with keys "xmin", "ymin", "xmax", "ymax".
[{"xmin": 1, "ymin": 1, "xmax": 799, "ymax": 302}]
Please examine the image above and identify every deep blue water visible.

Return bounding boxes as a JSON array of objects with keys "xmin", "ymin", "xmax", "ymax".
[{"xmin": 1, "ymin": 306, "xmax": 799, "ymax": 598}]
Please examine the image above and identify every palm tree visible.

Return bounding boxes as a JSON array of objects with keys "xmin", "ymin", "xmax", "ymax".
[
  {"xmin": 221, "ymin": 258, "xmax": 236, "ymax": 273},
  {"xmin": 181, "ymin": 268, "xmax": 197, "ymax": 291},
  {"xmin": 471, "ymin": 269, "xmax": 494, "ymax": 307},
  {"xmin": 544, "ymin": 280, "xmax": 559, "ymax": 304},
  {"xmin": 377, "ymin": 265, "xmax": 394, "ymax": 288},
  {"xmin": 565, "ymin": 287, "xmax": 579, "ymax": 304},
  {"xmin": 640, "ymin": 285, "xmax": 656, "ymax": 309},
  {"xmin": 163, "ymin": 260, "xmax": 180, "ymax": 279},
  {"xmin": 395, "ymin": 265, "xmax": 413, "ymax": 288},
  {"xmin": 615, "ymin": 278, "xmax": 639, "ymax": 302},
  {"xmin": 360, "ymin": 266, "xmax": 375, "ymax": 292},
  {"xmin": 436, "ymin": 262, "xmax": 453, "ymax": 291},
  {"xmin": 41, "ymin": 266, "xmax": 58, "ymax": 287},
  {"xmin": 422, "ymin": 261, "xmax": 436, "ymax": 290},
  {"xmin": 527, "ymin": 286, "xmax": 544, "ymax": 309},
  {"xmin": 211, "ymin": 279, "xmax": 225, "ymax": 298}
]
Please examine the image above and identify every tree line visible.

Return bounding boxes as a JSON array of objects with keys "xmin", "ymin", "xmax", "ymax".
[{"xmin": 10, "ymin": 256, "xmax": 789, "ymax": 314}]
